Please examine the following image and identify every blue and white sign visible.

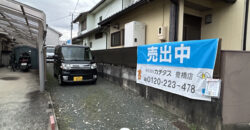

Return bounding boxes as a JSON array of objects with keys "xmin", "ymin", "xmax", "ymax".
[
  {"xmin": 66, "ymin": 40, "xmax": 72, "ymax": 45},
  {"xmin": 136, "ymin": 39, "xmax": 219, "ymax": 101}
]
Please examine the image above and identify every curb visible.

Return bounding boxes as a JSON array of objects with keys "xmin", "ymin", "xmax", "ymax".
[
  {"xmin": 50, "ymin": 115, "xmax": 55, "ymax": 130},
  {"xmin": 48, "ymin": 92, "xmax": 59, "ymax": 130}
]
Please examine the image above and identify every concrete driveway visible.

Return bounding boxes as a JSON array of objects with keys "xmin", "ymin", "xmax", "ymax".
[
  {"xmin": 46, "ymin": 63, "xmax": 189, "ymax": 130},
  {"xmin": 0, "ymin": 67, "xmax": 49, "ymax": 130}
]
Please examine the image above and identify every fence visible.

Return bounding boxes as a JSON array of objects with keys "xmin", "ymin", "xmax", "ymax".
[
  {"xmin": 92, "ymin": 47, "xmax": 222, "ymax": 130},
  {"xmin": 93, "ymin": 46, "xmax": 250, "ymax": 130}
]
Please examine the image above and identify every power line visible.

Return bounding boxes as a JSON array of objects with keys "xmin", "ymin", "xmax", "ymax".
[
  {"xmin": 73, "ymin": 0, "xmax": 80, "ymax": 14},
  {"xmin": 49, "ymin": 15, "xmax": 71, "ymax": 22},
  {"xmin": 71, "ymin": 0, "xmax": 79, "ymax": 43}
]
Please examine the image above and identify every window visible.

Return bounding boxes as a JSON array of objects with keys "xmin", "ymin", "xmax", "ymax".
[
  {"xmin": 111, "ymin": 31, "xmax": 121, "ymax": 47},
  {"xmin": 81, "ymin": 20, "xmax": 86, "ymax": 31},
  {"xmin": 61, "ymin": 47, "xmax": 92, "ymax": 61},
  {"xmin": 99, "ymin": 16, "xmax": 102, "ymax": 22},
  {"xmin": 183, "ymin": 14, "xmax": 202, "ymax": 41},
  {"xmin": 89, "ymin": 42, "xmax": 92, "ymax": 48}
]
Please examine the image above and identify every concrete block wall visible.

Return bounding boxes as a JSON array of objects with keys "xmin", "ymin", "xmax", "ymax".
[{"xmin": 97, "ymin": 63, "xmax": 222, "ymax": 130}]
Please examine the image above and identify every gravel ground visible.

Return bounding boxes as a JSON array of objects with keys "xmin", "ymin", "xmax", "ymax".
[{"xmin": 46, "ymin": 64, "xmax": 188, "ymax": 130}]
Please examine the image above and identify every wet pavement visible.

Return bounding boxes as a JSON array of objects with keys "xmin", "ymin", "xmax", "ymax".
[
  {"xmin": 0, "ymin": 67, "xmax": 49, "ymax": 130},
  {"xmin": 46, "ymin": 63, "xmax": 188, "ymax": 130}
]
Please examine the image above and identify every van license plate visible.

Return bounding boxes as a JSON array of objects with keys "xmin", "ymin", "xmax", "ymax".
[
  {"xmin": 21, "ymin": 63, "xmax": 27, "ymax": 66},
  {"xmin": 73, "ymin": 76, "xmax": 83, "ymax": 81}
]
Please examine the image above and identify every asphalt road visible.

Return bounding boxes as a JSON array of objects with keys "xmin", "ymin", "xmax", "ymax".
[{"xmin": 46, "ymin": 63, "xmax": 188, "ymax": 130}]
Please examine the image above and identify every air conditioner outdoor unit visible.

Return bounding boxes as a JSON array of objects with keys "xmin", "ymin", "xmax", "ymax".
[
  {"xmin": 158, "ymin": 26, "xmax": 167, "ymax": 40},
  {"xmin": 125, "ymin": 21, "xmax": 146, "ymax": 47}
]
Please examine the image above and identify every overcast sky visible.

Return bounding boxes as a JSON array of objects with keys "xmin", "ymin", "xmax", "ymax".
[{"xmin": 16, "ymin": 0, "xmax": 101, "ymax": 41}]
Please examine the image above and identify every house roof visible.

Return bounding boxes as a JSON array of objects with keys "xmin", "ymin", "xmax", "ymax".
[
  {"xmin": 73, "ymin": 0, "xmax": 106, "ymax": 23},
  {"xmin": 47, "ymin": 26, "xmax": 62, "ymax": 37},
  {"xmin": 73, "ymin": 11, "xmax": 88, "ymax": 23},
  {"xmin": 98, "ymin": 0, "xmax": 149, "ymax": 26},
  {"xmin": 88, "ymin": 0, "xmax": 106, "ymax": 13}
]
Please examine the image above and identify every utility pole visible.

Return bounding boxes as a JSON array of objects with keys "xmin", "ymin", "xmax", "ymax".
[{"xmin": 70, "ymin": 13, "xmax": 73, "ymax": 45}]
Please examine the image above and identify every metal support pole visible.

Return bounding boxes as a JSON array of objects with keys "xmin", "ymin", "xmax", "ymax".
[
  {"xmin": 38, "ymin": 25, "xmax": 45, "ymax": 92},
  {"xmin": 38, "ymin": 42, "xmax": 45, "ymax": 92}
]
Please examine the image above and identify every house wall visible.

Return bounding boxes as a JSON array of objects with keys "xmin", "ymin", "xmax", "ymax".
[
  {"xmin": 93, "ymin": 0, "xmax": 123, "ymax": 28},
  {"xmin": 0, "ymin": 41, "xmax": 2, "ymax": 66},
  {"xmin": 89, "ymin": 33, "xmax": 107, "ymax": 50},
  {"xmin": 108, "ymin": 0, "xmax": 171, "ymax": 49},
  {"xmin": 221, "ymin": 51, "xmax": 250, "ymax": 130},
  {"xmin": 77, "ymin": 0, "xmax": 128, "ymax": 50},
  {"xmin": 123, "ymin": 0, "xmax": 133, "ymax": 9},
  {"xmin": 87, "ymin": 15, "xmax": 95, "ymax": 31},
  {"xmin": 177, "ymin": 0, "xmax": 245, "ymax": 50},
  {"xmin": 45, "ymin": 28, "xmax": 61, "ymax": 46},
  {"xmin": 201, "ymin": 0, "xmax": 245, "ymax": 50}
]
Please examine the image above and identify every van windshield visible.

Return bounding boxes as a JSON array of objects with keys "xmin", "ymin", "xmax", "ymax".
[
  {"xmin": 47, "ymin": 48, "xmax": 55, "ymax": 53},
  {"xmin": 61, "ymin": 47, "xmax": 93, "ymax": 61}
]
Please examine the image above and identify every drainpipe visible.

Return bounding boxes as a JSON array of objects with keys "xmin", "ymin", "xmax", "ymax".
[
  {"xmin": 243, "ymin": 0, "xmax": 249, "ymax": 51},
  {"xmin": 105, "ymin": 32, "xmax": 108, "ymax": 50},
  {"xmin": 102, "ymin": 26, "xmax": 108, "ymax": 50}
]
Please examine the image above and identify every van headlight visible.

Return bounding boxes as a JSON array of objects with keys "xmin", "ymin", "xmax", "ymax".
[
  {"xmin": 61, "ymin": 63, "xmax": 71, "ymax": 70},
  {"xmin": 91, "ymin": 63, "xmax": 97, "ymax": 69}
]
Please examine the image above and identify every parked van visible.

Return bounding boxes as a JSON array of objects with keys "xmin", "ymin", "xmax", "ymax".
[{"xmin": 53, "ymin": 45, "xmax": 97, "ymax": 85}]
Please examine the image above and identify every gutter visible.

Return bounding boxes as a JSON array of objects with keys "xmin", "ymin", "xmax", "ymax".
[
  {"xmin": 223, "ymin": 0, "xmax": 237, "ymax": 3},
  {"xmin": 243, "ymin": 0, "xmax": 249, "ymax": 51}
]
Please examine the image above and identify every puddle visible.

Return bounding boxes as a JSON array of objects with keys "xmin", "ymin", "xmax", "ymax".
[{"xmin": 0, "ymin": 77, "xmax": 19, "ymax": 80}]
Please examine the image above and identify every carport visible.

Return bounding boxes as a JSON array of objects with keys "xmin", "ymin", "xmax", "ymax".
[{"xmin": 0, "ymin": 0, "xmax": 46, "ymax": 91}]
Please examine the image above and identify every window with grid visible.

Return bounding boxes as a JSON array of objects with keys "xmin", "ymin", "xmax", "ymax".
[
  {"xmin": 111, "ymin": 31, "xmax": 121, "ymax": 47},
  {"xmin": 81, "ymin": 20, "xmax": 86, "ymax": 31}
]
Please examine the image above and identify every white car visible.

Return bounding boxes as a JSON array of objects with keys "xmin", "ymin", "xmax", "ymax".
[{"xmin": 46, "ymin": 46, "xmax": 55, "ymax": 63}]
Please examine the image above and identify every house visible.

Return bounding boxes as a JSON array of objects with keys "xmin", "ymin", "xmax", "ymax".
[
  {"xmin": 72, "ymin": 0, "xmax": 139, "ymax": 50},
  {"xmin": 97, "ymin": 0, "xmax": 250, "ymax": 51},
  {"xmin": 45, "ymin": 26, "xmax": 62, "ymax": 46},
  {"xmin": 93, "ymin": 0, "xmax": 250, "ymax": 129}
]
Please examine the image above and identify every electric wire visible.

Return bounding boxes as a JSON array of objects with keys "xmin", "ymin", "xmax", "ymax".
[{"xmin": 49, "ymin": 15, "xmax": 71, "ymax": 22}]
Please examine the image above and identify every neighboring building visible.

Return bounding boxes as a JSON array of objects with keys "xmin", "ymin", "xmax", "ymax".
[
  {"xmin": 59, "ymin": 40, "xmax": 66, "ymax": 45},
  {"xmin": 72, "ymin": 0, "xmax": 138, "ymax": 50},
  {"xmin": 97, "ymin": 0, "xmax": 250, "ymax": 51},
  {"xmin": 45, "ymin": 26, "xmax": 62, "ymax": 46}
]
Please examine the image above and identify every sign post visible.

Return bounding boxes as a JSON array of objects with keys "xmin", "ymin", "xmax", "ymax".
[{"xmin": 136, "ymin": 39, "xmax": 219, "ymax": 101}]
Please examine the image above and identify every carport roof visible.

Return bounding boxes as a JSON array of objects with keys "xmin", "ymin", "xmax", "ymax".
[
  {"xmin": 0, "ymin": 0, "xmax": 46, "ymax": 47},
  {"xmin": 0, "ymin": 0, "xmax": 47, "ymax": 92}
]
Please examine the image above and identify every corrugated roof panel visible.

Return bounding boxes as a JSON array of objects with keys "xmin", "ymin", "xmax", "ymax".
[{"xmin": 4, "ymin": 12, "xmax": 26, "ymax": 23}]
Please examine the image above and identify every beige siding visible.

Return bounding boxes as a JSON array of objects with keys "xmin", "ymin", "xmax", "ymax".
[
  {"xmin": 201, "ymin": 0, "xmax": 245, "ymax": 50},
  {"xmin": 246, "ymin": 0, "xmax": 250, "ymax": 50},
  {"xmin": 107, "ymin": 0, "xmax": 245, "ymax": 50}
]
